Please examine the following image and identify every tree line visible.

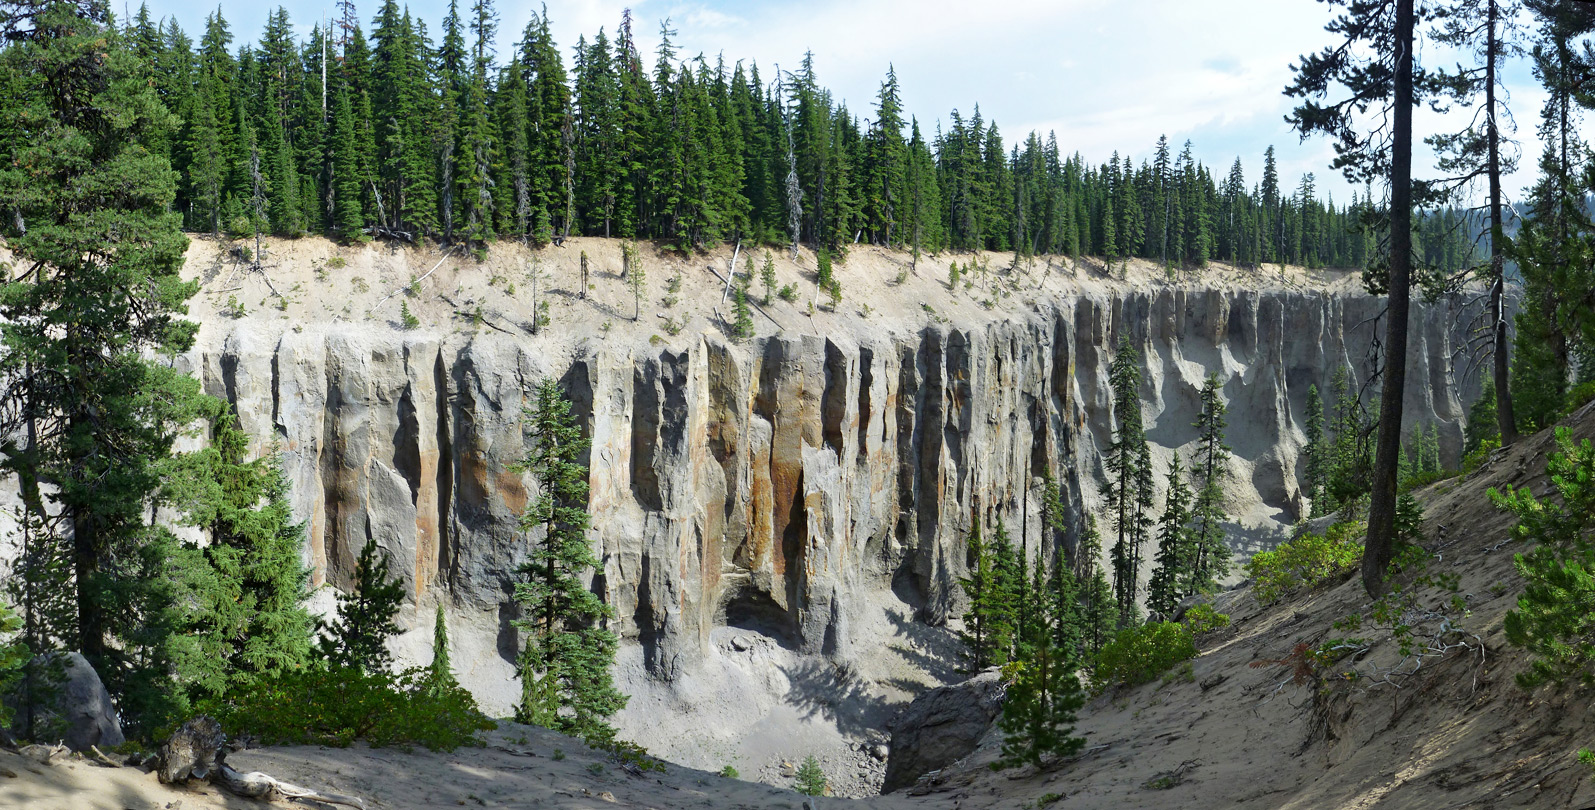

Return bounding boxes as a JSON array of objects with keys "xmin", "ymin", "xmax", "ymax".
[{"xmin": 112, "ymin": 0, "xmax": 1483, "ymax": 272}]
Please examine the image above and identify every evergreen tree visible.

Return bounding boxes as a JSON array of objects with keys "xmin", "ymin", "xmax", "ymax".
[
  {"xmin": 1287, "ymin": 0, "xmax": 1427, "ymax": 598},
  {"xmin": 0, "ymin": 2, "xmax": 212, "ymax": 731},
  {"xmin": 957, "ymin": 515, "xmax": 1002, "ymax": 670},
  {"xmin": 993, "ymin": 572, "xmax": 1087, "ymax": 770},
  {"xmin": 1465, "ymin": 376, "xmax": 1501, "ymax": 454},
  {"xmin": 1189, "ymin": 373, "xmax": 1233, "ymax": 594},
  {"xmin": 1305, "ymin": 384, "xmax": 1330, "ymax": 517},
  {"xmin": 731, "ymin": 275, "xmax": 755, "ymax": 340},
  {"xmin": 164, "ymin": 408, "xmax": 313, "ymax": 697},
  {"xmin": 317, "ymin": 539, "xmax": 406, "ymax": 674},
  {"xmin": 794, "ymin": 755, "xmax": 828, "ymax": 796},
  {"xmin": 1147, "ymin": 454, "xmax": 1193, "ymax": 618},
  {"xmin": 1105, "ymin": 336, "xmax": 1151, "ymax": 624},
  {"xmin": 1075, "ymin": 516, "xmax": 1115, "ymax": 656},
  {"xmin": 428, "ymin": 603, "xmax": 457, "ymax": 691},
  {"xmin": 514, "ymin": 378, "xmax": 624, "ymax": 744}
]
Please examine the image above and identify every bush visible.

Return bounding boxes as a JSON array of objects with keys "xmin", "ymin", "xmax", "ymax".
[
  {"xmin": 1091, "ymin": 622, "xmax": 1197, "ymax": 691},
  {"xmin": 200, "ymin": 665, "xmax": 495, "ymax": 751},
  {"xmin": 1246, "ymin": 522, "xmax": 1362, "ymax": 604},
  {"xmin": 1567, "ymin": 381, "xmax": 1595, "ymax": 415},
  {"xmin": 1181, "ymin": 604, "xmax": 1230, "ymax": 636},
  {"xmin": 777, "ymin": 283, "xmax": 798, "ymax": 302},
  {"xmin": 719, "ymin": 765, "xmax": 739, "ymax": 778},
  {"xmin": 1491, "ymin": 428, "xmax": 1595, "ymax": 689}
]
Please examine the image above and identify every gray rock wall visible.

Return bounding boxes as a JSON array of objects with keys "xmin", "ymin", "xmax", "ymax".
[{"xmin": 188, "ymin": 288, "xmax": 1474, "ymax": 703}]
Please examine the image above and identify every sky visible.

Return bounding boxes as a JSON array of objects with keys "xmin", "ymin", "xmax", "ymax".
[{"xmin": 134, "ymin": 0, "xmax": 1552, "ymax": 209}]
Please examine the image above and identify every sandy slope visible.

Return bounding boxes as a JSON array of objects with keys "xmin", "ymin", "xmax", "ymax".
[{"xmin": 9, "ymin": 402, "xmax": 1595, "ymax": 810}]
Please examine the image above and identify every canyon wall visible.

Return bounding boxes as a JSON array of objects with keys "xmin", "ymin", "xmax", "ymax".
[{"xmin": 185, "ymin": 284, "xmax": 1475, "ymax": 708}]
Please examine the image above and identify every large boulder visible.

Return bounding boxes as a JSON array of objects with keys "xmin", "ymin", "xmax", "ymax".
[
  {"xmin": 8, "ymin": 651, "xmax": 124, "ymax": 751},
  {"xmin": 882, "ymin": 668, "xmax": 1005, "ymax": 793}
]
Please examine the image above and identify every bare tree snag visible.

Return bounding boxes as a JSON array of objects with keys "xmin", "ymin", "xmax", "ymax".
[{"xmin": 158, "ymin": 717, "xmax": 367, "ymax": 810}]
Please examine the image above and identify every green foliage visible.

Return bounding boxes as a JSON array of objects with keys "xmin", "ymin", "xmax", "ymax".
[
  {"xmin": 1465, "ymin": 377, "xmax": 1501, "ymax": 455},
  {"xmin": 427, "ymin": 604, "xmax": 456, "ymax": 693},
  {"xmin": 719, "ymin": 764, "xmax": 739, "ymax": 778},
  {"xmin": 1181, "ymin": 604, "xmax": 1230, "ymax": 636},
  {"xmin": 401, "ymin": 299, "xmax": 421, "ymax": 330},
  {"xmin": 760, "ymin": 251, "xmax": 778, "ymax": 304},
  {"xmin": 1147, "ymin": 454, "xmax": 1194, "ymax": 618},
  {"xmin": 1305, "ymin": 384, "xmax": 1329, "ymax": 517},
  {"xmin": 1090, "ymin": 622, "xmax": 1197, "ymax": 692},
  {"xmin": 777, "ymin": 283, "xmax": 798, "ymax": 302},
  {"xmin": 957, "ymin": 516, "xmax": 1013, "ymax": 670},
  {"xmin": 826, "ymin": 278, "xmax": 843, "ymax": 309},
  {"xmin": 1188, "ymin": 372, "xmax": 1233, "ymax": 592},
  {"xmin": 1105, "ymin": 337, "xmax": 1153, "ymax": 625},
  {"xmin": 514, "ymin": 379, "xmax": 625, "ymax": 744},
  {"xmin": 317, "ymin": 539, "xmax": 406, "ymax": 675},
  {"xmin": 993, "ymin": 543, "xmax": 1089, "ymax": 771},
  {"xmin": 794, "ymin": 755, "xmax": 827, "ymax": 796},
  {"xmin": 200, "ymin": 665, "xmax": 495, "ymax": 751},
  {"xmin": 327, "ymin": 257, "xmax": 348, "ymax": 270},
  {"xmin": 0, "ymin": 599, "xmax": 29, "ymax": 728},
  {"xmin": 816, "ymin": 249, "xmax": 834, "ymax": 289},
  {"xmin": 1245, "ymin": 523, "xmax": 1363, "ymax": 604},
  {"xmin": 731, "ymin": 278, "xmax": 755, "ymax": 340},
  {"xmin": 162, "ymin": 408, "xmax": 314, "ymax": 700},
  {"xmin": 1491, "ymin": 429, "xmax": 1595, "ymax": 689}
]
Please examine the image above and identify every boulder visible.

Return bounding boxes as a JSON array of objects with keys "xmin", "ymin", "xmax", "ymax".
[
  {"xmin": 8, "ymin": 652, "xmax": 124, "ymax": 751},
  {"xmin": 882, "ymin": 669, "xmax": 1005, "ymax": 793}
]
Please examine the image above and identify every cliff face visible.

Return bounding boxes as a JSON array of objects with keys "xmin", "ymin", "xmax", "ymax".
[{"xmin": 187, "ymin": 283, "xmax": 1473, "ymax": 706}]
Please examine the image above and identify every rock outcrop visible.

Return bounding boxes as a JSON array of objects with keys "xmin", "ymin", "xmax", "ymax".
[
  {"xmin": 184, "ymin": 285, "xmax": 1478, "ymax": 713},
  {"xmin": 882, "ymin": 668, "xmax": 1006, "ymax": 793},
  {"xmin": 7, "ymin": 652, "xmax": 124, "ymax": 751}
]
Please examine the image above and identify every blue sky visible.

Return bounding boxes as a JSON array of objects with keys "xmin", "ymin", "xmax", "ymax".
[{"xmin": 135, "ymin": 0, "xmax": 1550, "ymax": 208}]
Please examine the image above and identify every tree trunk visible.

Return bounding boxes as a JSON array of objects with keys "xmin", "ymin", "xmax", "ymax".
[
  {"xmin": 1362, "ymin": 0, "xmax": 1415, "ymax": 599},
  {"xmin": 1486, "ymin": 0, "xmax": 1518, "ymax": 447}
]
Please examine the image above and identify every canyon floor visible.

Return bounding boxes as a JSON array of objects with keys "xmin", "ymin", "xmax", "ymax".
[{"xmin": 7, "ymin": 400, "xmax": 1593, "ymax": 809}]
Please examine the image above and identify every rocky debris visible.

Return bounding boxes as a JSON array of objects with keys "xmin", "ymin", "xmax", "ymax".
[
  {"xmin": 7, "ymin": 652, "xmax": 124, "ymax": 752},
  {"xmin": 882, "ymin": 668, "xmax": 1006, "ymax": 793}
]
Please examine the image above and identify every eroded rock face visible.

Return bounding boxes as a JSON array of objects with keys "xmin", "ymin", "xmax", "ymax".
[
  {"xmin": 187, "ymin": 289, "xmax": 1474, "ymax": 710},
  {"xmin": 881, "ymin": 668, "xmax": 1006, "ymax": 793}
]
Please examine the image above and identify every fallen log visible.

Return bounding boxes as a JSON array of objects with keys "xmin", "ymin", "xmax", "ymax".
[{"xmin": 159, "ymin": 716, "xmax": 367, "ymax": 810}]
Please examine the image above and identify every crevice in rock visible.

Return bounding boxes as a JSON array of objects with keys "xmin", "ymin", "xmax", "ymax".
[
  {"xmin": 822, "ymin": 339, "xmax": 848, "ymax": 458},
  {"xmin": 719, "ymin": 579, "xmax": 798, "ymax": 650},
  {"xmin": 857, "ymin": 346, "xmax": 874, "ymax": 462},
  {"xmin": 631, "ymin": 359, "xmax": 663, "ymax": 511},
  {"xmin": 434, "ymin": 351, "xmax": 454, "ymax": 588}
]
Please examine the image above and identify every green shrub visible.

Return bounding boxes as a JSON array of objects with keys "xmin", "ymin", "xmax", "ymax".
[
  {"xmin": 200, "ymin": 665, "xmax": 495, "ymax": 751},
  {"xmin": 0, "ymin": 599, "xmax": 28, "ymax": 728},
  {"xmin": 777, "ymin": 283, "xmax": 798, "ymax": 302},
  {"xmin": 1491, "ymin": 428, "xmax": 1595, "ymax": 689},
  {"xmin": 1461, "ymin": 436, "xmax": 1501, "ymax": 475},
  {"xmin": 326, "ymin": 256, "xmax": 347, "ymax": 270},
  {"xmin": 1246, "ymin": 522, "xmax": 1362, "ymax": 604},
  {"xmin": 1567, "ymin": 381, "xmax": 1595, "ymax": 415},
  {"xmin": 719, "ymin": 765, "xmax": 739, "ymax": 779},
  {"xmin": 1181, "ymin": 604, "xmax": 1230, "ymax": 636},
  {"xmin": 1091, "ymin": 622, "xmax": 1197, "ymax": 691}
]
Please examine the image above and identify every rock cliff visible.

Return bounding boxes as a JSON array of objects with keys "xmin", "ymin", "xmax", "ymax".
[{"xmin": 183, "ymin": 253, "xmax": 1476, "ymax": 711}]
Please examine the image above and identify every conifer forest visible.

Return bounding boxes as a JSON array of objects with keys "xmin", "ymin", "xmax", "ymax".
[{"xmin": 1, "ymin": 0, "xmax": 1594, "ymax": 807}]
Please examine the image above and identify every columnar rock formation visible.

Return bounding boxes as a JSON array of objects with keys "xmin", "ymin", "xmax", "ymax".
[{"xmin": 188, "ymin": 285, "xmax": 1475, "ymax": 705}]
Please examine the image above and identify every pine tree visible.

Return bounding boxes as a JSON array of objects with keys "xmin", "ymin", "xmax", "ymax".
[
  {"xmin": 760, "ymin": 250, "xmax": 778, "ymax": 305},
  {"xmin": 993, "ymin": 572, "xmax": 1087, "ymax": 770},
  {"xmin": 318, "ymin": 539, "xmax": 406, "ymax": 674},
  {"xmin": 0, "ymin": 2, "xmax": 212, "ymax": 732},
  {"xmin": 514, "ymin": 378, "xmax": 625, "ymax": 744},
  {"xmin": 794, "ymin": 755, "xmax": 828, "ymax": 796},
  {"xmin": 1465, "ymin": 376, "xmax": 1501, "ymax": 454},
  {"xmin": 164, "ymin": 408, "xmax": 313, "ymax": 697},
  {"xmin": 1075, "ymin": 516, "xmax": 1115, "ymax": 656},
  {"xmin": 731, "ymin": 276, "xmax": 755, "ymax": 340},
  {"xmin": 1305, "ymin": 384, "xmax": 1330, "ymax": 517},
  {"xmin": 1188, "ymin": 374, "xmax": 1232, "ymax": 594},
  {"xmin": 628, "ymin": 243, "xmax": 646, "ymax": 320},
  {"xmin": 957, "ymin": 515, "xmax": 1000, "ymax": 670},
  {"xmin": 1105, "ymin": 336, "xmax": 1150, "ymax": 624},
  {"xmin": 427, "ymin": 603, "xmax": 457, "ymax": 691},
  {"xmin": 1147, "ymin": 455, "xmax": 1193, "ymax": 618},
  {"xmin": 1287, "ymin": 0, "xmax": 1425, "ymax": 599}
]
